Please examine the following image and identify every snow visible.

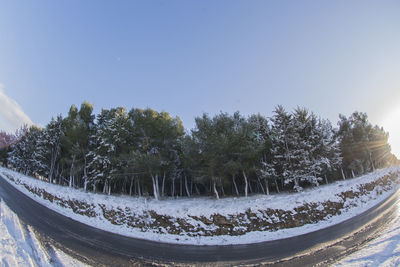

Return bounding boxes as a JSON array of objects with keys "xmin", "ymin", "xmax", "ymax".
[
  {"xmin": 0, "ymin": 199, "xmax": 86, "ymax": 267},
  {"xmin": 1, "ymin": 166, "xmax": 399, "ymax": 246},
  {"xmin": 335, "ymin": 202, "xmax": 400, "ymax": 266}
]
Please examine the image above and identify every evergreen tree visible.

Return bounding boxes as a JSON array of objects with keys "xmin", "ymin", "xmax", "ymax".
[
  {"xmin": 338, "ymin": 111, "xmax": 394, "ymax": 177},
  {"xmin": 37, "ymin": 115, "xmax": 64, "ymax": 183},
  {"xmin": 4, "ymin": 102, "xmax": 396, "ymax": 200},
  {"xmin": 62, "ymin": 103, "xmax": 95, "ymax": 189},
  {"xmin": 8, "ymin": 126, "xmax": 43, "ymax": 176},
  {"xmin": 270, "ymin": 106, "xmax": 301, "ymax": 191},
  {"xmin": 86, "ymin": 107, "xmax": 128, "ymax": 194},
  {"xmin": 127, "ymin": 108, "xmax": 184, "ymax": 199}
]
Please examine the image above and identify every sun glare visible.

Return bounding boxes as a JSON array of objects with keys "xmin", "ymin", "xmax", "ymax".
[{"xmin": 382, "ymin": 106, "xmax": 400, "ymax": 159}]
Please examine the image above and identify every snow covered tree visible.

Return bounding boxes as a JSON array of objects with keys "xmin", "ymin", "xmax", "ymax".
[
  {"xmin": 268, "ymin": 106, "xmax": 342, "ymax": 191},
  {"xmin": 86, "ymin": 107, "xmax": 129, "ymax": 194},
  {"xmin": 4, "ymin": 101, "xmax": 395, "ymax": 198},
  {"xmin": 37, "ymin": 115, "xmax": 64, "ymax": 183},
  {"xmin": 8, "ymin": 126, "xmax": 44, "ymax": 176},
  {"xmin": 269, "ymin": 106, "xmax": 301, "ymax": 191}
]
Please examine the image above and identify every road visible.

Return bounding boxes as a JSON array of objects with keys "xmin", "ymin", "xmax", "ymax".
[{"xmin": 0, "ymin": 174, "xmax": 398, "ymax": 266}]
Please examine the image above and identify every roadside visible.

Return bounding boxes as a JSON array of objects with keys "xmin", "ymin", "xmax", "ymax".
[
  {"xmin": 334, "ymin": 200, "xmax": 400, "ymax": 266},
  {"xmin": 0, "ymin": 198, "xmax": 87, "ymax": 267},
  {"xmin": 1, "ymin": 166, "xmax": 399, "ymax": 246},
  {"xmin": 1, "ymin": 172, "xmax": 400, "ymax": 265}
]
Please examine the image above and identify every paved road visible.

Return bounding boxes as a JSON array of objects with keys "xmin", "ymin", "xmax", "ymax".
[{"xmin": 0, "ymin": 174, "xmax": 398, "ymax": 266}]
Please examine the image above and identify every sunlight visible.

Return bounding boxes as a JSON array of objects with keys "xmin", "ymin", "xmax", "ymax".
[{"xmin": 381, "ymin": 106, "xmax": 400, "ymax": 159}]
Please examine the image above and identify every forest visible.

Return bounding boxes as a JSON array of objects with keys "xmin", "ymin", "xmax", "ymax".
[{"xmin": 0, "ymin": 102, "xmax": 397, "ymax": 200}]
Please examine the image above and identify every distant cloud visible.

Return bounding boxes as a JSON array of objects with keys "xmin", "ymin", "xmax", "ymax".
[{"xmin": 0, "ymin": 84, "xmax": 33, "ymax": 133}]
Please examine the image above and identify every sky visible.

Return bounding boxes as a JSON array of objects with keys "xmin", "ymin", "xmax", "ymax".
[{"xmin": 0, "ymin": 1, "xmax": 400, "ymax": 156}]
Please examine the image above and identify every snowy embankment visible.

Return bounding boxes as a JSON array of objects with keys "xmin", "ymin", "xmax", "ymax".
[
  {"xmin": 1, "ymin": 166, "xmax": 400, "ymax": 246},
  {"xmin": 0, "ymin": 200, "xmax": 86, "ymax": 267}
]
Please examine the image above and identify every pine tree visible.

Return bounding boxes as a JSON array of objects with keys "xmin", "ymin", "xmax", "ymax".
[
  {"xmin": 37, "ymin": 115, "xmax": 64, "ymax": 183},
  {"xmin": 270, "ymin": 106, "xmax": 302, "ymax": 191},
  {"xmin": 8, "ymin": 126, "xmax": 43, "ymax": 176},
  {"xmin": 87, "ymin": 107, "xmax": 128, "ymax": 195}
]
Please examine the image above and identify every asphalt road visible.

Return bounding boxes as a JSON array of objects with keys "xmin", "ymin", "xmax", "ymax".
[{"xmin": 0, "ymin": 174, "xmax": 398, "ymax": 266}]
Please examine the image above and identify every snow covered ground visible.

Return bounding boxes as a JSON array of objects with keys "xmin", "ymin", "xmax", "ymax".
[
  {"xmin": 1, "ymin": 166, "xmax": 400, "ymax": 246},
  {"xmin": 0, "ymin": 199, "xmax": 87, "ymax": 267},
  {"xmin": 2, "ymin": 167, "xmax": 400, "ymax": 266},
  {"xmin": 2, "ymin": 186, "xmax": 400, "ymax": 267},
  {"xmin": 335, "ymin": 202, "xmax": 400, "ymax": 266}
]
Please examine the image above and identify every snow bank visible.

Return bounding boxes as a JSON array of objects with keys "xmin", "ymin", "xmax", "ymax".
[{"xmin": 1, "ymin": 166, "xmax": 399, "ymax": 245}]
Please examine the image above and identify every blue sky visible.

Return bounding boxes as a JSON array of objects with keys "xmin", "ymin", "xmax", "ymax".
[{"xmin": 1, "ymin": 1, "xmax": 400, "ymax": 155}]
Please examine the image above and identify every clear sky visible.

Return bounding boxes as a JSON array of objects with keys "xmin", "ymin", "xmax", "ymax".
[{"xmin": 1, "ymin": 1, "xmax": 400, "ymax": 156}]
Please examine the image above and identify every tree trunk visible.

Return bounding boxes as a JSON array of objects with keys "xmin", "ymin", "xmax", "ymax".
[
  {"xmin": 265, "ymin": 179, "xmax": 270, "ymax": 195},
  {"xmin": 151, "ymin": 175, "xmax": 159, "ymax": 200},
  {"xmin": 162, "ymin": 172, "xmax": 166, "ymax": 197},
  {"xmin": 83, "ymin": 157, "xmax": 88, "ymax": 192},
  {"xmin": 137, "ymin": 179, "xmax": 141, "ymax": 196},
  {"xmin": 243, "ymin": 171, "xmax": 248, "ymax": 197},
  {"xmin": 49, "ymin": 152, "xmax": 55, "ymax": 183},
  {"xmin": 221, "ymin": 185, "xmax": 225, "ymax": 197},
  {"xmin": 351, "ymin": 170, "xmax": 355, "ymax": 178},
  {"xmin": 195, "ymin": 184, "xmax": 200, "ymax": 195},
  {"xmin": 108, "ymin": 180, "xmax": 111, "ymax": 195},
  {"xmin": 69, "ymin": 155, "xmax": 75, "ymax": 188},
  {"xmin": 103, "ymin": 180, "xmax": 107, "ymax": 194},
  {"xmin": 248, "ymin": 180, "xmax": 253, "ymax": 193},
  {"xmin": 257, "ymin": 176, "xmax": 265, "ymax": 194},
  {"xmin": 275, "ymin": 178, "xmax": 280, "ymax": 193},
  {"xmin": 55, "ymin": 164, "xmax": 60, "ymax": 184},
  {"xmin": 69, "ymin": 175, "xmax": 74, "ymax": 188},
  {"xmin": 129, "ymin": 177, "xmax": 134, "ymax": 196},
  {"xmin": 294, "ymin": 178, "xmax": 300, "ymax": 191},
  {"xmin": 49, "ymin": 143, "xmax": 60, "ymax": 184},
  {"xmin": 213, "ymin": 180, "xmax": 219, "ymax": 200},
  {"xmin": 155, "ymin": 174, "xmax": 159, "ymax": 190},
  {"xmin": 171, "ymin": 178, "xmax": 175, "ymax": 197},
  {"xmin": 184, "ymin": 175, "xmax": 190, "ymax": 197},
  {"xmin": 180, "ymin": 176, "xmax": 183, "ymax": 197},
  {"xmin": 369, "ymin": 151, "xmax": 375, "ymax": 171},
  {"xmin": 341, "ymin": 168, "xmax": 346, "ymax": 180},
  {"xmin": 232, "ymin": 175, "xmax": 239, "ymax": 196},
  {"xmin": 325, "ymin": 174, "xmax": 328, "ymax": 184}
]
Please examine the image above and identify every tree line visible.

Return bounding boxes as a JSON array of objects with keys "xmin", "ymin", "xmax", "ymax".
[{"xmin": 0, "ymin": 102, "xmax": 397, "ymax": 199}]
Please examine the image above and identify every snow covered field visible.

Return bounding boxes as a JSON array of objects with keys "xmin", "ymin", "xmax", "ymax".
[
  {"xmin": 1, "ymin": 166, "xmax": 400, "ymax": 246},
  {"xmin": 0, "ymin": 199, "xmax": 86, "ymax": 267}
]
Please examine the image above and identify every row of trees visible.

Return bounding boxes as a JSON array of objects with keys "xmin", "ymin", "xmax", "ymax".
[{"xmin": 1, "ymin": 102, "xmax": 397, "ymax": 199}]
